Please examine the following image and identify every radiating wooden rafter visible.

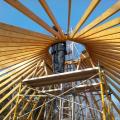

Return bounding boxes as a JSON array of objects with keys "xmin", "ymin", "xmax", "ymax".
[
  {"xmin": 39, "ymin": 0, "xmax": 65, "ymax": 39},
  {"xmin": 75, "ymin": 1, "xmax": 120, "ymax": 38},
  {"xmin": 5, "ymin": 0, "xmax": 61, "ymax": 39},
  {"xmin": 71, "ymin": 0, "xmax": 100, "ymax": 37},
  {"xmin": 0, "ymin": 0, "xmax": 120, "ymax": 120}
]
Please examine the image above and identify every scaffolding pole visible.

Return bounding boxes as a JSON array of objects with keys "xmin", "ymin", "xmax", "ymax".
[
  {"xmin": 99, "ymin": 67, "xmax": 106, "ymax": 120},
  {"xmin": 13, "ymin": 82, "xmax": 22, "ymax": 120}
]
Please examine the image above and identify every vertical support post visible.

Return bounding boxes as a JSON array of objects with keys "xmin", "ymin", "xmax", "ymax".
[
  {"xmin": 72, "ymin": 94, "xmax": 75, "ymax": 120},
  {"xmin": 59, "ymin": 98, "xmax": 63, "ymax": 120},
  {"xmin": 13, "ymin": 82, "xmax": 22, "ymax": 120},
  {"xmin": 101, "ymin": 75, "xmax": 114, "ymax": 120},
  {"xmin": 98, "ymin": 67, "xmax": 106, "ymax": 120}
]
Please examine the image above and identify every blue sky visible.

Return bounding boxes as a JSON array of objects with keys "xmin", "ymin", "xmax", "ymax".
[
  {"xmin": 0, "ymin": 0, "xmax": 119, "ymax": 34},
  {"xmin": 0, "ymin": 0, "xmax": 119, "ymax": 54}
]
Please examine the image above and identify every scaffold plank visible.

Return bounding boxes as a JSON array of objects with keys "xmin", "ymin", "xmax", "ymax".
[{"xmin": 23, "ymin": 67, "xmax": 99, "ymax": 86}]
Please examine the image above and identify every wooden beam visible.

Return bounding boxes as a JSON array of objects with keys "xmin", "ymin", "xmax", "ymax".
[
  {"xmin": 0, "ymin": 84, "xmax": 19, "ymax": 104},
  {"xmin": 0, "ymin": 48, "xmax": 42, "ymax": 58},
  {"xmin": 0, "ymin": 46, "xmax": 43, "ymax": 52},
  {"xmin": 18, "ymin": 91, "xmax": 36, "ymax": 116},
  {"xmin": 82, "ymin": 26, "xmax": 120, "ymax": 39},
  {"xmin": 109, "ymin": 86, "xmax": 120, "ymax": 102},
  {"xmin": 36, "ymin": 101, "xmax": 45, "ymax": 120},
  {"xmin": 75, "ymin": 1, "xmax": 120, "ymax": 38},
  {"xmin": 0, "ymin": 56, "xmax": 38, "ymax": 77},
  {"xmin": 71, "ymin": 0, "xmax": 100, "ymax": 37},
  {"xmin": 0, "ymin": 58, "xmax": 40, "ymax": 88},
  {"xmin": 67, "ymin": 0, "xmax": 72, "ymax": 35},
  {"xmin": 0, "ymin": 51, "xmax": 39, "ymax": 65},
  {"xmin": 0, "ymin": 22, "xmax": 55, "ymax": 40},
  {"xmin": 39, "ymin": 0, "xmax": 64, "ymax": 39},
  {"xmin": 0, "ymin": 61, "xmax": 38, "ymax": 94},
  {"xmin": 77, "ymin": 17, "xmax": 120, "ymax": 38},
  {"xmin": 87, "ymin": 47, "xmax": 120, "ymax": 61},
  {"xmin": 0, "ymin": 23, "xmax": 55, "ymax": 41},
  {"xmin": 1, "ymin": 60, "xmax": 45, "ymax": 116},
  {"xmin": 111, "ymin": 100, "xmax": 120, "ymax": 114},
  {"xmin": 0, "ymin": 50, "xmax": 40, "ymax": 62},
  {"xmin": 3, "ymin": 88, "xmax": 32, "ymax": 120},
  {"xmin": 5, "ymin": 0, "xmax": 61, "ymax": 38},
  {"xmin": 85, "ymin": 33, "xmax": 120, "ymax": 41},
  {"xmin": 106, "ymin": 76, "xmax": 120, "ymax": 93},
  {"xmin": 88, "ymin": 52, "xmax": 120, "ymax": 85},
  {"xmin": 0, "ymin": 86, "xmax": 27, "ymax": 114},
  {"xmin": 0, "ymin": 53, "xmax": 39, "ymax": 70}
]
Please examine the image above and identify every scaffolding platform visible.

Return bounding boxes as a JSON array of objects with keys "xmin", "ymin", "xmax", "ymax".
[{"xmin": 23, "ymin": 67, "xmax": 99, "ymax": 87}]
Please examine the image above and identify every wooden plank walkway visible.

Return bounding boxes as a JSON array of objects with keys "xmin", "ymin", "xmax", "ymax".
[{"xmin": 23, "ymin": 67, "xmax": 99, "ymax": 87}]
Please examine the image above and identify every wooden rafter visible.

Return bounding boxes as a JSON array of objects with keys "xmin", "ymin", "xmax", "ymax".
[
  {"xmin": 77, "ymin": 17, "xmax": 120, "ymax": 38},
  {"xmin": 5, "ymin": 0, "xmax": 61, "ymax": 39},
  {"xmin": 67, "ymin": 0, "xmax": 72, "ymax": 35},
  {"xmin": 39, "ymin": 0, "xmax": 65, "ymax": 39},
  {"xmin": 71, "ymin": 0, "xmax": 100, "ymax": 37},
  {"xmin": 75, "ymin": 1, "xmax": 120, "ymax": 38}
]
